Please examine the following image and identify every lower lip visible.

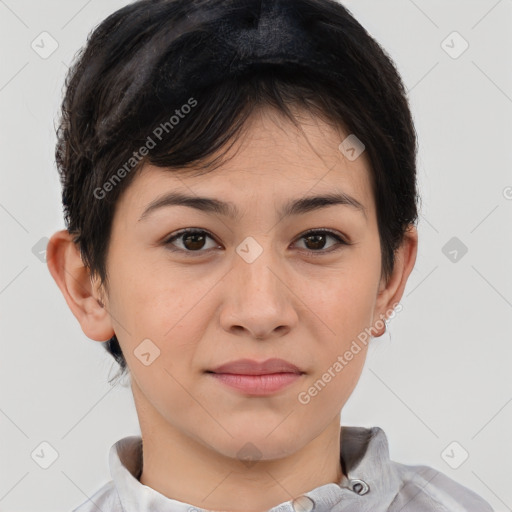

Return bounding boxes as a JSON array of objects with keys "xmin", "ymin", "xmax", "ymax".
[{"xmin": 208, "ymin": 372, "xmax": 303, "ymax": 395}]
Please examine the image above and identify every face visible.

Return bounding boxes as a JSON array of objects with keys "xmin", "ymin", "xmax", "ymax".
[{"xmin": 95, "ymin": 107, "xmax": 402, "ymax": 460}]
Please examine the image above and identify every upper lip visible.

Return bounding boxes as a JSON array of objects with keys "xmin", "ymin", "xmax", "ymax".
[{"xmin": 208, "ymin": 358, "xmax": 303, "ymax": 375}]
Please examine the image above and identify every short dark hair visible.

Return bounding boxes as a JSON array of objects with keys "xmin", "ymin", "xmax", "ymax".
[{"xmin": 55, "ymin": 0, "xmax": 420, "ymax": 380}]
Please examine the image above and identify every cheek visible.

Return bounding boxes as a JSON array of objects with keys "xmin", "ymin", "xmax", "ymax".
[
  {"xmin": 111, "ymin": 264, "xmax": 203, "ymax": 415},
  {"xmin": 307, "ymin": 260, "xmax": 380, "ymax": 342},
  {"xmin": 106, "ymin": 253, "xmax": 185, "ymax": 350},
  {"xmin": 110, "ymin": 247, "xmax": 190, "ymax": 318},
  {"xmin": 108, "ymin": 254, "xmax": 226, "ymax": 382},
  {"xmin": 302, "ymin": 247, "xmax": 380, "ymax": 395}
]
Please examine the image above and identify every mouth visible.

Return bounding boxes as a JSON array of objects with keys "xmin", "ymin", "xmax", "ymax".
[
  {"xmin": 207, "ymin": 357, "xmax": 304, "ymax": 375},
  {"xmin": 205, "ymin": 358, "xmax": 305, "ymax": 395}
]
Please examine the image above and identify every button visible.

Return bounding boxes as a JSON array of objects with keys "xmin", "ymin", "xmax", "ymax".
[
  {"xmin": 349, "ymin": 478, "xmax": 369, "ymax": 495},
  {"xmin": 291, "ymin": 495, "xmax": 315, "ymax": 511}
]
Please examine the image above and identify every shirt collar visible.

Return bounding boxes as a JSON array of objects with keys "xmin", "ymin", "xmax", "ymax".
[{"xmin": 109, "ymin": 425, "xmax": 403, "ymax": 511}]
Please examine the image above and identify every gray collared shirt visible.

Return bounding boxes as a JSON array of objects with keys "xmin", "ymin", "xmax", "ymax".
[{"xmin": 73, "ymin": 425, "xmax": 494, "ymax": 511}]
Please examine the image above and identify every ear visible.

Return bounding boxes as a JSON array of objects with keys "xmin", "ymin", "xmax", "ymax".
[
  {"xmin": 46, "ymin": 229, "xmax": 115, "ymax": 342},
  {"xmin": 372, "ymin": 224, "xmax": 418, "ymax": 336}
]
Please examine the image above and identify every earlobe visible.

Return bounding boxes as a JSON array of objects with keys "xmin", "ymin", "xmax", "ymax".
[
  {"xmin": 373, "ymin": 225, "xmax": 418, "ymax": 335},
  {"xmin": 46, "ymin": 229, "xmax": 115, "ymax": 342}
]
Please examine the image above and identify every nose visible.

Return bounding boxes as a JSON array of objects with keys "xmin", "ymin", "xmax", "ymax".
[{"xmin": 219, "ymin": 238, "xmax": 299, "ymax": 340}]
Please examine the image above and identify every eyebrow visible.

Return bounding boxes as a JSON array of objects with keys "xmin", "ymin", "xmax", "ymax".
[{"xmin": 137, "ymin": 190, "xmax": 367, "ymax": 222}]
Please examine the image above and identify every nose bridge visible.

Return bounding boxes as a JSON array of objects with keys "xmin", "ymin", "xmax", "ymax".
[
  {"xmin": 219, "ymin": 228, "xmax": 299, "ymax": 339},
  {"xmin": 234, "ymin": 234, "xmax": 280, "ymax": 297},
  {"xmin": 226, "ymin": 231, "xmax": 300, "ymax": 327}
]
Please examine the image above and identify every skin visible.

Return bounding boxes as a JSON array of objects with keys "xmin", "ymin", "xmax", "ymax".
[{"xmin": 47, "ymin": 106, "xmax": 417, "ymax": 512}]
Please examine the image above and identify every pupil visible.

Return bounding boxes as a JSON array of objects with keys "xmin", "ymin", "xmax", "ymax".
[
  {"xmin": 306, "ymin": 234, "xmax": 325, "ymax": 250},
  {"xmin": 184, "ymin": 233, "xmax": 205, "ymax": 250}
]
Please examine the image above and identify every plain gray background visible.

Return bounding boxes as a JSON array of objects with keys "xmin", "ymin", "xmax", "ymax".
[{"xmin": 1, "ymin": 0, "xmax": 511, "ymax": 511}]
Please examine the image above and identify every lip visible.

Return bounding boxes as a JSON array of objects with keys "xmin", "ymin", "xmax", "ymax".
[
  {"xmin": 206, "ymin": 358, "xmax": 304, "ymax": 396},
  {"xmin": 208, "ymin": 358, "xmax": 303, "ymax": 375}
]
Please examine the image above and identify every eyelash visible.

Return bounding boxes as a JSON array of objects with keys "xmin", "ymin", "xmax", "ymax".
[{"xmin": 163, "ymin": 228, "xmax": 351, "ymax": 257}]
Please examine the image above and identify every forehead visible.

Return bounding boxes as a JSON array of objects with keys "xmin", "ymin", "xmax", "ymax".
[{"xmin": 117, "ymin": 107, "xmax": 375, "ymax": 222}]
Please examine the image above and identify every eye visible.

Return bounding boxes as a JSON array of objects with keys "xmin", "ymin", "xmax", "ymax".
[
  {"xmin": 163, "ymin": 228, "xmax": 351, "ymax": 256},
  {"xmin": 293, "ymin": 229, "xmax": 350, "ymax": 256},
  {"xmin": 164, "ymin": 228, "xmax": 219, "ymax": 254}
]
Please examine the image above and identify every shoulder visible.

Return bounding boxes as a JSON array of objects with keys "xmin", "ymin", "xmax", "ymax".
[
  {"xmin": 72, "ymin": 480, "xmax": 122, "ymax": 512},
  {"xmin": 388, "ymin": 461, "xmax": 495, "ymax": 512}
]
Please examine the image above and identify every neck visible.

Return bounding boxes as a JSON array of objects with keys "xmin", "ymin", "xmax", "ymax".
[{"xmin": 132, "ymin": 381, "xmax": 345, "ymax": 512}]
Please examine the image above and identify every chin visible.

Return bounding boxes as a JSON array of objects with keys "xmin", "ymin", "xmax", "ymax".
[{"xmin": 203, "ymin": 422, "xmax": 305, "ymax": 462}]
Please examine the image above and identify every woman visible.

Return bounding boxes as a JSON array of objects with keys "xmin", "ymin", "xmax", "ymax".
[{"xmin": 47, "ymin": 0, "xmax": 494, "ymax": 510}]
